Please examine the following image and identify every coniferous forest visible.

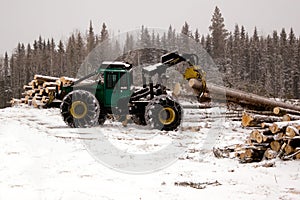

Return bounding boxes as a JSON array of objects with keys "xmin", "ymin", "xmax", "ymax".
[{"xmin": 0, "ymin": 6, "xmax": 299, "ymax": 108}]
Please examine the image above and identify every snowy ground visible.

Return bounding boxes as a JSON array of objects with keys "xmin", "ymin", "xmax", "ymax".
[{"xmin": 0, "ymin": 106, "xmax": 300, "ymax": 200}]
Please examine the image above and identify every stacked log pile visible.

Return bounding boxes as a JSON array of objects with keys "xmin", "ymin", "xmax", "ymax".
[
  {"xmin": 11, "ymin": 75, "xmax": 76, "ymax": 108},
  {"xmin": 213, "ymin": 109, "xmax": 300, "ymax": 163},
  {"xmin": 187, "ymin": 78, "xmax": 300, "ymax": 163}
]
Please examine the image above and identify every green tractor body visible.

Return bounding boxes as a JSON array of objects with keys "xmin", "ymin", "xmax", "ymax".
[{"xmin": 59, "ymin": 52, "xmax": 204, "ymax": 130}]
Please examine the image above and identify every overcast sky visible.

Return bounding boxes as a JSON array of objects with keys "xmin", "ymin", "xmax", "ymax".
[{"xmin": 1, "ymin": 0, "xmax": 300, "ymax": 55}]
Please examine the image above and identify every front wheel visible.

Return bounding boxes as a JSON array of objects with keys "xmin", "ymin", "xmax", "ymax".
[
  {"xmin": 60, "ymin": 90, "xmax": 100, "ymax": 128},
  {"xmin": 145, "ymin": 95, "xmax": 182, "ymax": 131}
]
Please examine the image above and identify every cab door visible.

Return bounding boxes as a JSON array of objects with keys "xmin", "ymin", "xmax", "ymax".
[{"xmin": 104, "ymin": 71, "xmax": 119, "ymax": 106}]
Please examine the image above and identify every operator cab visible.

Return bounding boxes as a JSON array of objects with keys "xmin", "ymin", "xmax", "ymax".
[{"xmin": 98, "ymin": 62, "xmax": 133, "ymax": 107}]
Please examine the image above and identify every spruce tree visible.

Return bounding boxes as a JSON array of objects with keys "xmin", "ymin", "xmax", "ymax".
[
  {"xmin": 100, "ymin": 23, "xmax": 109, "ymax": 43},
  {"xmin": 288, "ymin": 28, "xmax": 298, "ymax": 98},
  {"xmin": 249, "ymin": 27, "xmax": 260, "ymax": 87},
  {"xmin": 167, "ymin": 25, "xmax": 176, "ymax": 50},
  {"xmin": 25, "ymin": 44, "xmax": 33, "ymax": 83},
  {"xmin": 87, "ymin": 20, "xmax": 96, "ymax": 53},
  {"xmin": 66, "ymin": 34, "xmax": 76, "ymax": 76},
  {"xmin": 76, "ymin": 32, "xmax": 86, "ymax": 73},
  {"xmin": 57, "ymin": 40, "xmax": 66, "ymax": 76},
  {"xmin": 205, "ymin": 34, "xmax": 212, "ymax": 55},
  {"xmin": 194, "ymin": 29, "xmax": 200, "ymax": 43},
  {"xmin": 279, "ymin": 28, "xmax": 291, "ymax": 97},
  {"xmin": 209, "ymin": 6, "xmax": 228, "ymax": 59},
  {"xmin": 124, "ymin": 33, "xmax": 134, "ymax": 53}
]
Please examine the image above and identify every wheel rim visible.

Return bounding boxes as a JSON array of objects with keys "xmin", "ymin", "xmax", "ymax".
[
  {"xmin": 70, "ymin": 101, "xmax": 88, "ymax": 119},
  {"xmin": 158, "ymin": 107, "xmax": 176, "ymax": 125}
]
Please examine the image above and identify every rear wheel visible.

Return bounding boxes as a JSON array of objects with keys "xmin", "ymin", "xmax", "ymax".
[
  {"xmin": 60, "ymin": 90, "xmax": 100, "ymax": 128},
  {"xmin": 145, "ymin": 95, "xmax": 182, "ymax": 131}
]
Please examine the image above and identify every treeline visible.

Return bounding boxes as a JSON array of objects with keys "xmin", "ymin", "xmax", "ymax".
[{"xmin": 0, "ymin": 6, "xmax": 299, "ymax": 108}]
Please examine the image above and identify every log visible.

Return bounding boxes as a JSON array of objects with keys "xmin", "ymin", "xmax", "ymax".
[
  {"xmin": 242, "ymin": 112, "xmax": 282, "ymax": 127},
  {"xmin": 261, "ymin": 122, "xmax": 273, "ymax": 129},
  {"xmin": 41, "ymin": 96, "xmax": 49, "ymax": 103},
  {"xmin": 59, "ymin": 76, "xmax": 77, "ymax": 84},
  {"xmin": 23, "ymin": 85, "xmax": 32, "ymax": 90},
  {"xmin": 270, "ymin": 140, "xmax": 282, "ymax": 152},
  {"xmin": 274, "ymin": 132, "xmax": 285, "ymax": 141},
  {"xmin": 282, "ymin": 148, "xmax": 300, "ymax": 160},
  {"xmin": 10, "ymin": 98, "xmax": 22, "ymax": 106},
  {"xmin": 269, "ymin": 120, "xmax": 300, "ymax": 134},
  {"xmin": 286, "ymin": 126, "xmax": 299, "ymax": 138},
  {"xmin": 284, "ymin": 144, "xmax": 295, "ymax": 155},
  {"xmin": 243, "ymin": 148, "xmax": 265, "ymax": 162},
  {"xmin": 273, "ymin": 107, "xmax": 300, "ymax": 116},
  {"xmin": 189, "ymin": 79, "xmax": 300, "ymax": 112},
  {"xmin": 246, "ymin": 110, "xmax": 274, "ymax": 115},
  {"xmin": 42, "ymin": 82, "xmax": 58, "ymax": 88},
  {"xmin": 45, "ymin": 87, "xmax": 56, "ymax": 93},
  {"xmin": 34, "ymin": 75, "xmax": 59, "ymax": 82},
  {"xmin": 32, "ymin": 98, "xmax": 44, "ymax": 108},
  {"xmin": 39, "ymin": 89, "xmax": 45, "ymax": 95},
  {"xmin": 254, "ymin": 131, "xmax": 274, "ymax": 144},
  {"xmin": 282, "ymin": 114, "xmax": 300, "ymax": 122},
  {"xmin": 250, "ymin": 129, "xmax": 259, "ymax": 141},
  {"xmin": 33, "ymin": 79, "xmax": 44, "ymax": 86},
  {"xmin": 264, "ymin": 148, "xmax": 278, "ymax": 160}
]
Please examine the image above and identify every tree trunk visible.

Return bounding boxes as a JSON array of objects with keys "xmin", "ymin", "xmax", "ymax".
[
  {"xmin": 286, "ymin": 126, "xmax": 300, "ymax": 138},
  {"xmin": 264, "ymin": 148, "xmax": 278, "ymax": 160},
  {"xmin": 189, "ymin": 79, "xmax": 300, "ymax": 112},
  {"xmin": 242, "ymin": 112, "xmax": 282, "ymax": 127},
  {"xmin": 273, "ymin": 107, "xmax": 300, "ymax": 116},
  {"xmin": 34, "ymin": 75, "xmax": 59, "ymax": 82},
  {"xmin": 269, "ymin": 120, "xmax": 300, "ymax": 134},
  {"xmin": 282, "ymin": 114, "xmax": 300, "ymax": 122},
  {"xmin": 270, "ymin": 140, "xmax": 282, "ymax": 152}
]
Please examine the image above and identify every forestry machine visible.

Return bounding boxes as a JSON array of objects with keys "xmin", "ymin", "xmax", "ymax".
[{"xmin": 58, "ymin": 52, "xmax": 206, "ymax": 131}]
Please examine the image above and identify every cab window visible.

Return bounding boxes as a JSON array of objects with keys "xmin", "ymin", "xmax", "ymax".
[{"xmin": 106, "ymin": 72, "xmax": 118, "ymax": 89}]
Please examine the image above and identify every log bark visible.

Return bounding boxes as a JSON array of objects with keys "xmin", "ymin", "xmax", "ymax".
[
  {"xmin": 282, "ymin": 148, "xmax": 300, "ymax": 160},
  {"xmin": 242, "ymin": 148, "xmax": 265, "ymax": 162},
  {"xmin": 242, "ymin": 112, "xmax": 282, "ymax": 127},
  {"xmin": 261, "ymin": 122, "xmax": 273, "ymax": 129},
  {"xmin": 42, "ymin": 82, "xmax": 58, "ymax": 88},
  {"xmin": 189, "ymin": 79, "xmax": 300, "ymax": 112},
  {"xmin": 45, "ymin": 87, "xmax": 56, "ymax": 93},
  {"xmin": 23, "ymin": 85, "xmax": 32, "ymax": 90},
  {"xmin": 34, "ymin": 75, "xmax": 59, "ymax": 82},
  {"xmin": 273, "ymin": 107, "xmax": 300, "ymax": 116},
  {"xmin": 282, "ymin": 114, "xmax": 300, "ymax": 122},
  {"xmin": 269, "ymin": 120, "xmax": 300, "ymax": 134},
  {"xmin": 59, "ymin": 76, "xmax": 77, "ymax": 85}
]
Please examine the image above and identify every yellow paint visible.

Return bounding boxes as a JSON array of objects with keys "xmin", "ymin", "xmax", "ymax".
[
  {"xmin": 70, "ymin": 101, "xmax": 88, "ymax": 119},
  {"xmin": 159, "ymin": 107, "xmax": 176, "ymax": 125}
]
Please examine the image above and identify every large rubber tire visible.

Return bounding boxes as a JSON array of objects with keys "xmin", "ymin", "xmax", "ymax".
[
  {"xmin": 60, "ymin": 90, "xmax": 100, "ymax": 128},
  {"xmin": 145, "ymin": 95, "xmax": 182, "ymax": 131}
]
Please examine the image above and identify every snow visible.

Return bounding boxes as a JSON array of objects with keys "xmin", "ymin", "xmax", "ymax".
[{"xmin": 0, "ymin": 106, "xmax": 300, "ymax": 200}]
